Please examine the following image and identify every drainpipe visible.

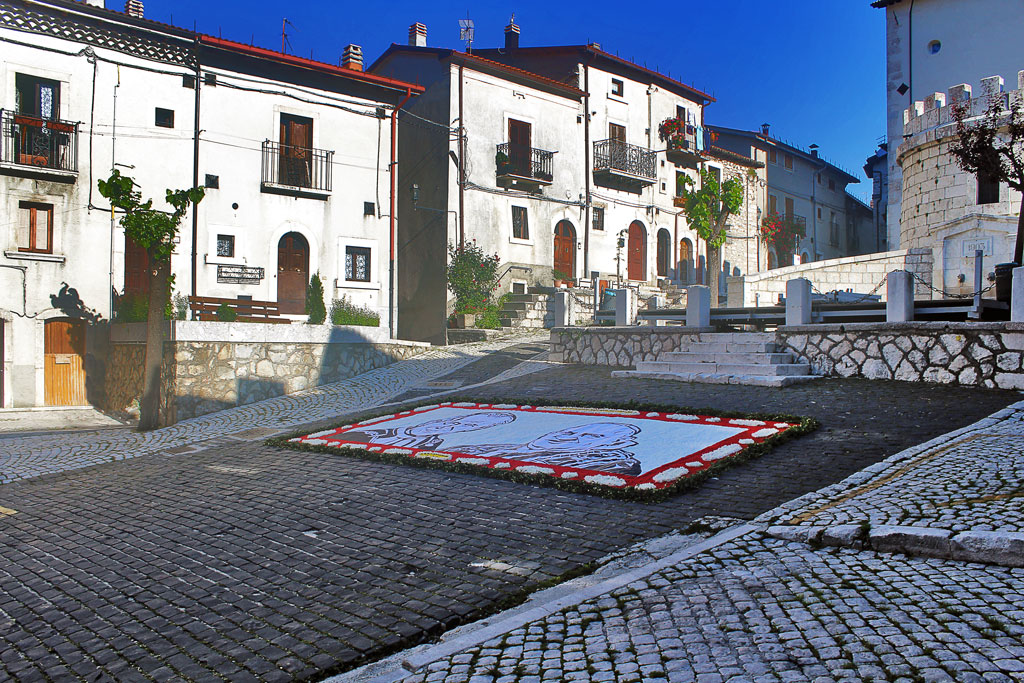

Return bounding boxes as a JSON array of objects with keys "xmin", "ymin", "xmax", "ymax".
[
  {"xmin": 583, "ymin": 54, "xmax": 593, "ymax": 275},
  {"xmin": 389, "ymin": 86, "xmax": 414, "ymax": 339},
  {"xmin": 458, "ymin": 64, "xmax": 465, "ymax": 248},
  {"xmin": 190, "ymin": 36, "xmax": 202, "ymax": 300}
]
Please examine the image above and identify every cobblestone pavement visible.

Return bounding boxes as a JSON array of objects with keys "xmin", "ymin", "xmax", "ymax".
[
  {"xmin": 0, "ymin": 362, "xmax": 1020, "ymax": 681},
  {"xmin": 394, "ymin": 533, "xmax": 1024, "ymax": 683},
  {"xmin": 0, "ymin": 332, "xmax": 546, "ymax": 485},
  {"xmin": 763, "ymin": 402, "xmax": 1024, "ymax": 534}
]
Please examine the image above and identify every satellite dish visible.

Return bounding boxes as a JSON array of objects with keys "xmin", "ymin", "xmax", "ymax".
[{"xmin": 458, "ymin": 18, "xmax": 474, "ymax": 51}]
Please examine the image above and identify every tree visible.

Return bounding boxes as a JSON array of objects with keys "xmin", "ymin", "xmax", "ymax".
[
  {"xmin": 306, "ymin": 272, "xmax": 326, "ymax": 324},
  {"xmin": 445, "ymin": 241, "xmax": 500, "ymax": 314},
  {"xmin": 950, "ymin": 91, "xmax": 1024, "ymax": 265},
  {"xmin": 677, "ymin": 168, "xmax": 744, "ymax": 305},
  {"xmin": 99, "ymin": 170, "xmax": 204, "ymax": 431}
]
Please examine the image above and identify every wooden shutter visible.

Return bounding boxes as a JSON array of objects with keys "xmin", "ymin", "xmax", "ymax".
[{"xmin": 609, "ymin": 123, "xmax": 626, "ymax": 143}]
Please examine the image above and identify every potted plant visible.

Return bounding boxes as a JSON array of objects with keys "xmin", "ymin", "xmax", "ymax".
[
  {"xmin": 552, "ymin": 269, "xmax": 574, "ymax": 288},
  {"xmin": 495, "ymin": 150, "xmax": 511, "ymax": 176}
]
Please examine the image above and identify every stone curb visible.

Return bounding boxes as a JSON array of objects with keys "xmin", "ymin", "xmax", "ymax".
[
  {"xmin": 766, "ymin": 524, "xmax": 1024, "ymax": 568},
  {"xmin": 324, "ymin": 524, "xmax": 758, "ymax": 683}
]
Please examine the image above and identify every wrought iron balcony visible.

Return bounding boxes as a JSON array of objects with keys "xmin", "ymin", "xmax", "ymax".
[
  {"xmin": 261, "ymin": 140, "xmax": 333, "ymax": 198},
  {"xmin": 0, "ymin": 110, "xmax": 79, "ymax": 179},
  {"xmin": 664, "ymin": 123, "xmax": 705, "ymax": 167},
  {"xmin": 785, "ymin": 213, "xmax": 807, "ymax": 234},
  {"xmin": 593, "ymin": 139, "xmax": 657, "ymax": 185},
  {"xmin": 495, "ymin": 142, "xmax": 554, "ymax": 186}
]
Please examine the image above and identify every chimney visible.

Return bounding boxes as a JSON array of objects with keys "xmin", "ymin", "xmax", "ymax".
[
  {"xmin": 84, "ymin": 0, "xmax": 104, "ymax": 6},
  {"xmin": 124, "ymin": 0, "xmax": 143, "ymax": 17},
  {"xmin": 760, "ymin": 123, "xmax": 770, "ymax": 137},
  {"xmin": 809, "ymin": 143, "xmax": 819, "ymax": 158},
  {"xmin": 504, "ymin": 21, "xmax": 520, "ymax": 50},
  {"xmin": 342, "ymin": 44, "xmax": 363, "ymax": 71},
  {"xmin": 408, "ymin": 22, "xmax": 427, "ymax": 47}
]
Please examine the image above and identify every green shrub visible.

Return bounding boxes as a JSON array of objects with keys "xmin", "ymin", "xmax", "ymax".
[
  {"xmin": 306, "ymin": 272, "xmax": 327, "ymax": 324},
  {"xmin": 216, "ymin": 303, "xmax": 237, "ymax": 322},
  {"xmin": 446, "ymin": 241, "xmax": 500, "ymax": 314},
  {"xmin": 173, "ymin": 293, "xmax": 188, "ymax": 320},
  {"xmin": 475, "ymin": 293, "xmax": 509, "ymax": 329},
  {"xmin": 114, "ymin": 292, "xmax": 149, "ymax": 322},
  {"xmin": 330, "ymin": 296, "xmax": 380, "ymax": 327}
]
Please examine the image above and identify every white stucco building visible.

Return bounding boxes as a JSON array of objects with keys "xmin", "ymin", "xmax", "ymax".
[
  {"xmin": 0, "ymin": 0, "xmax": 420, "ymax": 407},
  {"xmin": 873, "ymin": 0, "xmax": 1024, "ymax": 249},
  {"xmin": 370, "ymin": 23, "xmax": 764, "ymax": 342}
]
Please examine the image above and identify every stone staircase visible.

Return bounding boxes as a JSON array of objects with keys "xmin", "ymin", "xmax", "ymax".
[
  {"xmin": 656, "ymin": 281, "xmax": 687, "ymax": 308},
  {"xmin": 499, "ymin": 291, "xmax": 555, "ymax": 329},
  {"xmin": 611, "ymin": 332, "xmax": 821, "ymax": 387}
]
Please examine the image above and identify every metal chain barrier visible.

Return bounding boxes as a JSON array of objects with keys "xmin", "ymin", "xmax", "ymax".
[
  {"xmin": 910, "ymin": 272, "xmax": 996, "ymax": 299},
  {"xmin": 809, "ymin": 275, "xmax": 889, "ymax": 305}
]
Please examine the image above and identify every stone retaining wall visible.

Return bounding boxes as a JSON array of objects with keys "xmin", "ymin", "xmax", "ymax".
[
  {"xmin": 727, "ymin": 248, "xmax": 934, "ymax": 307},
  {"xmin": 104, "ymin": 321, "xmax": 430, "ymax": 425},
  {"xmin": 550, "ymin": 323, "xmax": 1024, "ymax": 389}
]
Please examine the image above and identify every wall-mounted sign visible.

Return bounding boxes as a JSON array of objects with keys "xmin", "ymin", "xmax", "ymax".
[
  {"xmin": 962, "ymin": 237, "xmax": 993, "ymax": 257},
  {"xmin": 217, "ymin": 265, "xmax": 265, "ymax": 284}
]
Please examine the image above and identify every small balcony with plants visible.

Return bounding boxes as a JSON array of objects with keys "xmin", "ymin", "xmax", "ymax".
[
  {"xmin": 592, "ymin": 139, "xmax": 657, "ymax": 187},
  {"xmin": 0, "ymin": 109, "xmax": 79, "ymax": 182},
  {"xmin": 659, "ymin": 116, "xmax": 704, "ymax": 167},
  {"xmin": 261, "ymin": 140, "xmax": 334, "ymax": 200},
  {"xmin": 495, "ymin": 142, "xmax": 554, "ymax": 189},
  {"xmin": 760, "ymin": 212, "xmax": 807, "ymax": 265}
]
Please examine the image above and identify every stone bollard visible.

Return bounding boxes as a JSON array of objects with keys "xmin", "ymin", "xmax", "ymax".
[
  {"xmin": 785, "ymin": 278, "xmax": 812, "ymax": 326},
  {"xmin": 647, "ymin": 295, "xmax": 664, "ymax": 326},
  {"xmin": 553, "ymin": 291, "xmax": 569, "ymax": 328},
  {"xmin": 609, "ymin": 288, "xmax": 633, "ymax": 326},
  {"xmin": 1013, "ymin": 267, "xmax": 1024, "ymax": 323},
  {"xmin": 886, "ymin": 270, "xmax": 915, "ymax": 322},
  {"xmin": 686, "ymin": 286, "xmax": 710, "ymax": 328}
]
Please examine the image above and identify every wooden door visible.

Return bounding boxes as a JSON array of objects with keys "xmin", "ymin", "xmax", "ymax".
[
  {"xmin": 124, "ymin": 236, "xmax": 149, "ymax": 297},
  {"xmin": 553, "ymin": 220, "xmax": 576, "ymax": 280},
  {"xmin": 279, "ymin": 114, "xmax": 313, "ymax": 187},
  {"xmin": 277, "ymin": 232, "xmax": 309, "ymax": 314},
  {"xmin": 45, "ymin": 319, "xmax": 87, "ymax": 406},
  {"xmin": 679, "ymin": 238, "xmax": 693, "ymax": 284},
  {"xmin": 508, "ymin": 119, "xmax": 532, "ymax": 177},
  {"xmin": 656, "ymin": 229, "xmax": 670, "ymax": 277},
  {"xmin": 627, "ymin": 221, "xmax": 646, "ymax": 281}
]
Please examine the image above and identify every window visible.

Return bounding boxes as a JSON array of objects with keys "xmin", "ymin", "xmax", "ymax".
[
  {"xmin": 155, "ymin": 108, "xmax": 174, "ymax": 128},
  {"xmin": 828, "ymin": 178, "xmax": 836, "ymax": 191},
  {"xmin": 817, "ymin": 207, "xmax": 823, "ymax": 220},
  {"xmin": 829, "ymin": 213, "xmax": 839, "ymax": 246},
  {"xmin": 512, "ymin": 205, "xmax": 529, "ymax": 239},
  {"xmin": 363, "ymin": 201, "xmax": 375, "ymax": 216},
  {"xmin": 204, "ymin": 72, "xmax": 217, "ymax": 86},
  {"xmin": 784, "ymin": 153, "xmax": 793, "ymax": 170},
  {"xmin": 768, "ymin": 148, "xmax": 777, "ymax": 164},
  {"xmin": 817, "ymin": 173, "xmax": 823, "ymax": 185},
  {"xmin": 216, "ymin": 234, "xmax": 234, "ymax": 258},
  {"xmin": 205, "ymin": 174, "xmax": 219, "ymax": 189},
  {"xmin": 977, "ymin": 173, "xmax": 1000, "ymax": 204},
  {"xmin": 592, "ymin": 207, "xmax": 604, "ymax": 231},
  {"xmin": 609, "ymin": 123, "xmax": 626, "ymax": 143},
  {"xmin": 345, "ymin": 246, "xmax": 371, "ymax": 282},
  {"xmin": 768, "ymin": 194, "xmax": 778, "ymax": 215},
  {"xmin": 676, "ymin": 105, "xmax": 686, "ymax": 119},
  {"xmin": 15, "ymin": 74, "xmax": 60, "ymax": 119},
  {"xmin": 17, "ymin": 201, "xmax": 53, "ymax": 253},
  {"xmin": 611, "ymin": 78, "xmax": 624, "ymax": 96},
  {"xmin": 785, "ymin": 197, "xmax": 794, "ymax": 219},
  {"xmin": 182, "ymin": 74, "xmax": 196, "ymax": 89}
]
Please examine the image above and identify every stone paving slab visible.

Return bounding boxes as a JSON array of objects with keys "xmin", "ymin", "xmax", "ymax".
[
  {"xmin": 387, "ymin": 532, "xmax": 1024, "ymax": 683},
  {"xmin": 0, "ymin": 367, "xmax": 1019, "ymax": 681},
  {"xmin": 0, "ymin": 332, "xmax": 546, "ymax": 486}
]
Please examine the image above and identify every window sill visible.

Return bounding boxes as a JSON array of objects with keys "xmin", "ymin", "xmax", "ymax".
[
  {"xmin": 607, "ymin": 94, "xmax": 628, "ymax": 105},
  {"xmin": 336, "ymin": 280, "xmax": 379, "ymax": 291},
  {"xmin": 509, "ymin": 236, "xmax": 533, "ymax": 246},
  {"xmin": 4, "ymin": 250, "xmax": 66, "ymax": 263}
]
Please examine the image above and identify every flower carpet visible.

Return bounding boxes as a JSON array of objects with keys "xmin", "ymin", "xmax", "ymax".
[{"xmin": 285, "ymin": 402, "xmax": 805, "ymax": 498}]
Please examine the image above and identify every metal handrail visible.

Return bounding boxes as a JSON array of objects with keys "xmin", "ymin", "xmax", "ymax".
[
  {"xmin": 593, "ymin": 138, "xmax": 657, "ymax": 179},
  {"xmin": 261, "ymin": 140, "xmax": 333, "ymax": 192},
  {"xmin": 496, "ymin": 142, "xmax": 554, "ymax": 181},
  {"xmin": 1, "ymin": 109, "xmax": 79, "ymax": 172}
]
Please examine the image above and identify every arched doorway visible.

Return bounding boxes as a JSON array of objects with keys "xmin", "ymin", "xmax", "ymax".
[
  {"xmin": 627, "ymin": 221, "xmax": 646, "ymax": 281},
  {"xmin": 553, "ymin": 220, "xmax": 576, "ymax": 281},
  {"xmin": 124, "ymin": 236, "xmax": 149, "ymax": 297},
  {"xmin": 277, "ymin": 232, "xmax": 310, "ymax": 314},
  {"xmin": 44, "ymin": 318, "xmax": 87, "ymax": 406},
  {"xmin": 656, "ymin": 229, "xmax": 670, "ymax": 278},
  {"xmin": 800, "ymin": 251, "xmax": 810, "ymax": 266},
  {"xmin": 767, "ymin": 250, "xmax": 778, "ymax": 270},
  {"xmin": 679, "ymin": 238, "xmax": 693, "ymax": 284}
]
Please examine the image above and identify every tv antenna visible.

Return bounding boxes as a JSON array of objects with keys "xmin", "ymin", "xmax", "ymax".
[
  {"xmin": 458, "ymin": 16, "xmax": 474, "ymax": 52},
  {"xmin": 281, "ymin": 18, "xmax": 298, "ymax": 54}
]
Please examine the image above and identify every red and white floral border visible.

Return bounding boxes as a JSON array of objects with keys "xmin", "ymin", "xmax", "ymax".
[{"xmin": 290, "ymin": 402, "xmax": 798, "ymax": 492}]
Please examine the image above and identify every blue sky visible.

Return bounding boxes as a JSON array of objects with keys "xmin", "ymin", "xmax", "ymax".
[{"xmin": 135, "ymin": 0, "xmax": 885, "ymax": 201}]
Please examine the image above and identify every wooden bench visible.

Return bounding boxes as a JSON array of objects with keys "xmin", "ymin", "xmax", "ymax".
[{"xmin": 187, "ymin": 296, "xmax": 291, "ymax": 324}]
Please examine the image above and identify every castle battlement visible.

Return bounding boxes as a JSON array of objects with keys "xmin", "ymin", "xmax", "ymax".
[{"xmin": 901, "ymin": 70, "xmax": 1024, "ymax": 140}]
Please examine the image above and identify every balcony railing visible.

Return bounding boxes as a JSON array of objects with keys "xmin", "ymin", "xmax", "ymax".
[
  {"xmin": 593, "ymin": 139, "xmax": 657, "ymax": 181},
  {"xmin": 1, "ymin": 110, "xmax": 79, "ymax": 174},
  {"xmin": 261, "ymin": 140, "xmax": 333, "ymax": 193},
  {"xmin": 496, "ymin": 142, "xmax": 554, "ymax": 183}
]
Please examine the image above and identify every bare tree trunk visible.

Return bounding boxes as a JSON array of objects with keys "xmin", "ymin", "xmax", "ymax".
[
  {"xmin": 1015, "ymin": 194, "xmax": 1024, "ymax": 265},
  {"xmin": 707, "ymin": 245, "xmax": 722, "ymax": 308},
  {"xmin": 139, "ymin": 256, "xmax": 169, "ymax": 431}
]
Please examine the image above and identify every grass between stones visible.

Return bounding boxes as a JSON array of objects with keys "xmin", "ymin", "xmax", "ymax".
[{"xmin": 268, "ymin": 398, "xmax": 818, "ymax": 503}]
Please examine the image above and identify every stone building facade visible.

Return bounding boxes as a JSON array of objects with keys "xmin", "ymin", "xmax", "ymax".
[{"xmin": 896, "ymin": 72, "xmax": 1023, "ymax": 297}]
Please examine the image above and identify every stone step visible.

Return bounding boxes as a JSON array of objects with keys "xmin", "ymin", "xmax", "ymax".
[
  {"xmin": 500, "ymin": 317, "xmax": 549, "ymax": 329},
  {"xmin": 502, "ymin": 301, "xmax": 548, "ymax": 312},
  {"xmin": 610, "ymin": 370, "xmax": 821, "ymax": 388},
  {"xmin": 634, "ymin": 361, "xmax": 812, "ymax": 377},
  {"xmin": 681, "ymin": 341, "xmax": 781, "ymax": 354},
  {"xmin": 661, "ymin": 351, "xmax": 794, "ymax": 365},
  {"xmin": 506, "ymin": 294, "xmax": 548, "ymax": 303}
]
